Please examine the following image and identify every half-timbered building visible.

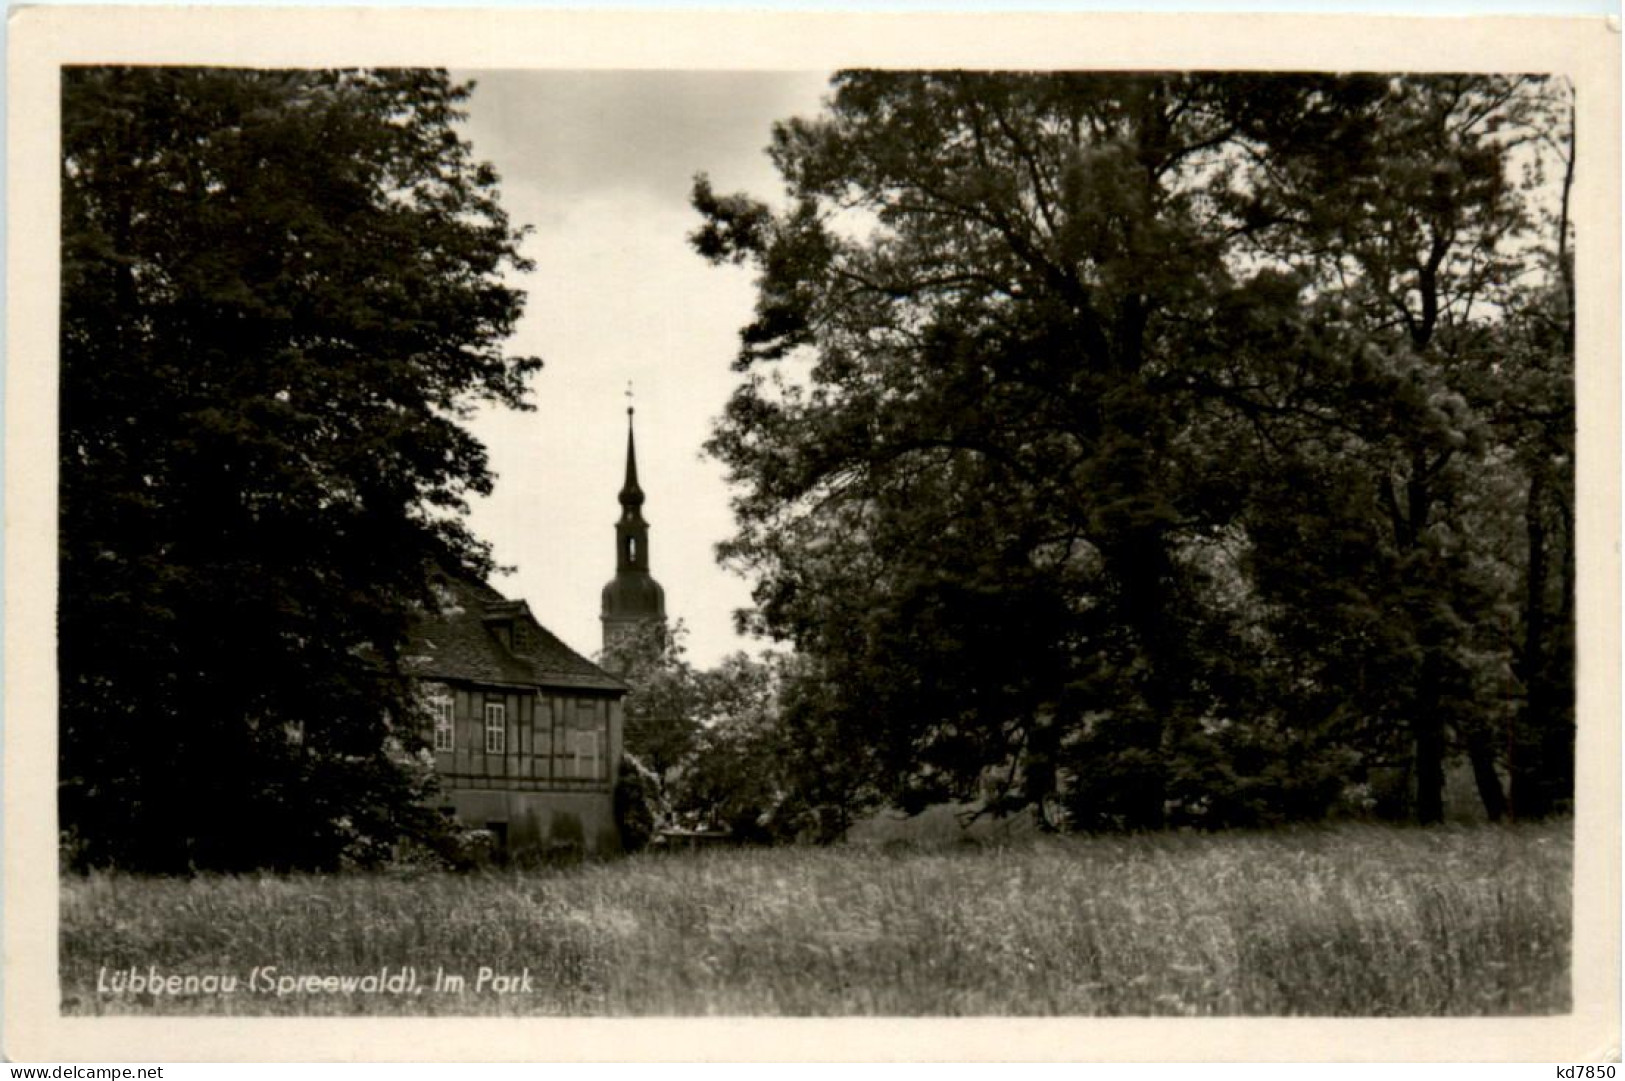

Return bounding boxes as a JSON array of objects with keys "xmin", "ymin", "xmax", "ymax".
[{"xmin": 405, "ymin": 575, "xmax": 626, "ymax": 856}]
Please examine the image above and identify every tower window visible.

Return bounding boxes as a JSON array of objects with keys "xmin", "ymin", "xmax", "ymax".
[{"xmin": 628, "ymin": 536, "xmax": 638, "ymax": 562}]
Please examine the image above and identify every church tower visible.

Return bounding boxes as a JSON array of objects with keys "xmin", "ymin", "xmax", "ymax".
[{"xmin": 600, "ymin": 402, "xmax": 667, "ymax": 664}]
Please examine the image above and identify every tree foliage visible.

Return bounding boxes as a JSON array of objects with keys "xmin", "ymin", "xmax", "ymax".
[
  {"xmin": 605, "ymin": 627, "xmax": 815, "ymax": 842},
  {"xmin": 692, "ymin": 72, "xmax": 1575, "ymax": 832},
  {"xmin": 60, "ymin": 68, "xmax": 540, "ymax": 870},
  {"xmin": 674, "ymin": 651, "xmax": 800, "ymax": 841},
  {"xmin": 599, "ymin": 618, "xmax": 705, "ymax": 797}
]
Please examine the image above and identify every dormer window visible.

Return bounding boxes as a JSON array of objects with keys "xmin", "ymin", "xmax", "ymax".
[{"xmin": 483, "ymin": 601, "xmax": 529, "ymax": 653}]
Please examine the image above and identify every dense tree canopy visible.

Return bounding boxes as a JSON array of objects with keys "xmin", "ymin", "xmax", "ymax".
[
  {"xmin": 605, "ymin": 625, "xmax": 811, "ymax": 843},
  {"xmin": 693, "ymin": 72, "xmax": 1574, "ymax": 832},
  {"xmin": 60, "ymin": 68, "xmax": 539, "ymax": 870}
]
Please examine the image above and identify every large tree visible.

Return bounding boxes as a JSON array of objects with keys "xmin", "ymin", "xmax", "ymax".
[
  {"xmin": 1212, "ymin": 75, "xmax": 1562, "ymax": 823},
  {"xmin": 60, "ymin": 68, "xmax": 539, "ymax": 871},
  {"xmin": 692, "ymin": 72, "xmax": 1571, "ymax": 831}
]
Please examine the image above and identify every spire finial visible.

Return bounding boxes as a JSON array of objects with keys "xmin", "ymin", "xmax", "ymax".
[{"xmin": 626, "ymin": 380, "xmax": 634, "ymax": 423}]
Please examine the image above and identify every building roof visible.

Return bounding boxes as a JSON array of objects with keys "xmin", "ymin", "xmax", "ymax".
[{"xmin": 404, "ymin": 575, "xmax": 626, "ymax": 694}]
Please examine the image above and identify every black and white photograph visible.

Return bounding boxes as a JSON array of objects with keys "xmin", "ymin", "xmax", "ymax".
[{"xmin": 5, "ymin": 6, "xmax": 1619, "ymax": 1064}]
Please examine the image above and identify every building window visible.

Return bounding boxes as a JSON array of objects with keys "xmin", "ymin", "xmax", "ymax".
[
  {"xmin": 565, "ymin": 699, "xmax": 605, "ymax": 780},
  {"xmin": 484, "ymin": 701, "xmax": 506, "ymax": 754},
  {"xmin": 431, "ymin": 692, "xmax": 454, "ymax": 753},
  {"xmin": 536, "ymin": 697, "xmax": 555, "ymax": 781},
  {"xmin": 581, "ymin": 728, "xmax": 603, "ymax": 779}
]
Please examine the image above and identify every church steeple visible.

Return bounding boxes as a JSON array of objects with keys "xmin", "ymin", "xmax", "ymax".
[
  {"xmin": 615, "ymin": 406, "xmax": 649, "ymax": 572},
  {"xmin": 601, "ymin": 394, "xmax": 666, "ymax": 661}
]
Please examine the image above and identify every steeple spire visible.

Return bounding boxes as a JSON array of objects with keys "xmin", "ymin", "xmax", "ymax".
[{"xmin": 620, "ymin": 388, "xmax": 644, "ymax": 509}]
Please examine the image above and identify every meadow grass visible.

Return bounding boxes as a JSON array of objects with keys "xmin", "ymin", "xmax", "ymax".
[{"xmin": 60, "ymin": 820, "xmax": 1571, "ymax": 1016}]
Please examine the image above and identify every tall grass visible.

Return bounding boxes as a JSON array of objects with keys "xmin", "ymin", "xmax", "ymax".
[{"xmin": 60, "ymin": 820, "xmax": 1571, "ymax": 1016}]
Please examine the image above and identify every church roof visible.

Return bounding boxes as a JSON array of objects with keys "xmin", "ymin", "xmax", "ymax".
[
  {"xmin": 405, "ymin": 575, "xmax": 625, "ymax": 693},
  {"xmin": 601, "ymin": 570, "xmax": 666, "ymax": 617}
]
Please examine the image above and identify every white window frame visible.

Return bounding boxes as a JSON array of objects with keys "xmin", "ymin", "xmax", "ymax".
[
  {"xmin": 431, "ymin": 691, "xmax": 455, "ymax": 753},
  {"xmin": 484, "ymin": 700, "xmax": 507, "ymax": 754}
]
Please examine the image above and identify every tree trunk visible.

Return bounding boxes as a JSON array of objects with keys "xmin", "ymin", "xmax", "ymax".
[
  {"xmin": 1511, "ymin": 465, "xmax": 1571, "ymax": 819},
  {"xmin": 1509, "ymin": 90, "xmax": 1578, "ymax": 822},
  {"xmin": 1112, "ymin": 525, "xmax": 1174, "ymax": 831},
  {"xmin": 1414, "ymin": 715, "xmax": 1447, "ymax": 825}
]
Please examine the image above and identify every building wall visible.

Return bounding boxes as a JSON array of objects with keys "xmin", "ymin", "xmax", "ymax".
[
  {"xmin": 425, "ymin": 682, "xmax": 623, "ymax": 855},
  {"xmin": 441, "ymin": 787, "xmax": 620, "ymax": 856}
]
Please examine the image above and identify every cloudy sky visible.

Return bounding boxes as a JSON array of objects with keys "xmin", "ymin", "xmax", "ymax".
[{"xmin": 450, "ymin": 71, "xmax": 833, "ymax": 669}]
